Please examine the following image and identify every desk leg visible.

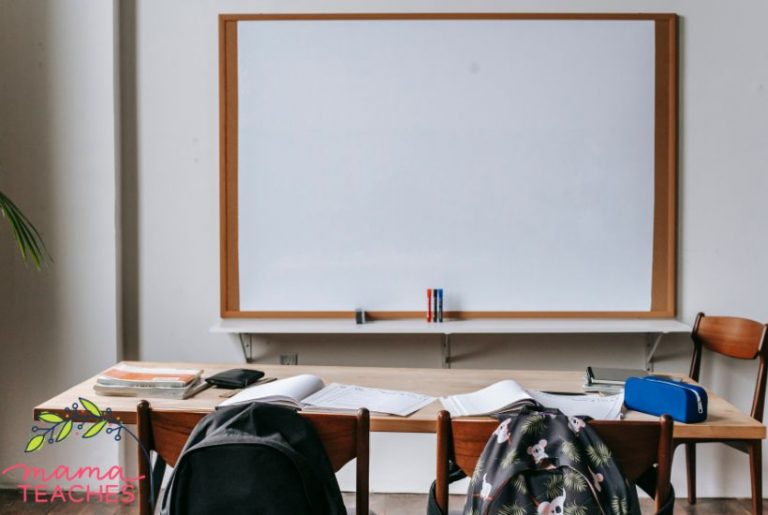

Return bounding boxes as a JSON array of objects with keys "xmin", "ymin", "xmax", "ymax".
[{"xmin": 441, "ymin": 334, "xmax": 451, "ymax": 369}]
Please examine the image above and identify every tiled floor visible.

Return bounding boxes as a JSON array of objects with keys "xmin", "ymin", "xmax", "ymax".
[{"xmin": 0, "ymin": 489, "xmax": 763, "ymax": 514}]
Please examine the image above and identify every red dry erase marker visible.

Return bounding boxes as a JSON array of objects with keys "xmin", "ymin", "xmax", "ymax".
[{"xmin": 427, "ymin": 289, "xmax": 432, "ymax": 323}]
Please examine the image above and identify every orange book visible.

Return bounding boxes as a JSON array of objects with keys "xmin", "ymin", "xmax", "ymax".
[{"xmin": 97, "ymin": 364, "xmax": 202, "ymax": 388}]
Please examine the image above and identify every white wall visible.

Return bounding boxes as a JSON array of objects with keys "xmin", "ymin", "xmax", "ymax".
[
  {"xmin": 0, "ymin": 1, "xmax": 120, "ymax": 489},
  {"xmin": 2, "ymin": 0, "xmax": 767, "ymax": 500},
  {"xmin": 129, "ymin": 0, "xmax": 768, "ymax": 498}
]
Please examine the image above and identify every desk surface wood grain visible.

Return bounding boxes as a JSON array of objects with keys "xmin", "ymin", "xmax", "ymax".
[{"xmin": 34, "ymin": 361, "xmax": 765, "ymax": 440}]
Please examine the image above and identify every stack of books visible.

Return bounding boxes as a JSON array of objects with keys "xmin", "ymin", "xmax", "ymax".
[
  {"xmin": 583, "ymin": 367, "xmax": 649, "ymax": 395},
  {"xmin": 93, "ymin": 364, "xmax": 207, "ymax": 399}
]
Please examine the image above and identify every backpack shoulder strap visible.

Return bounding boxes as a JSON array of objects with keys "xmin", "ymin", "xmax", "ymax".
[{"xmin": 427, "ymin": 462, "xmax": 466, "ymax": 515}]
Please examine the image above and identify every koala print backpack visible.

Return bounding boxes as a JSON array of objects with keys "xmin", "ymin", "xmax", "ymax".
[{"xmin": 454, "ymin": 408, "xmax": 672, "ymax": 515}]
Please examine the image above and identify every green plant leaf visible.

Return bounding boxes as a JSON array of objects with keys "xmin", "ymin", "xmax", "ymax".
[
  {"xmin": 25, "ymin": 435, "xmax": 45, "ymax": 453},
  {"xmin": 611, "ymin": 496, "xmax": 629, "ymax": 515},
  {"xmin": 587, "ymin": 442, "xmax": 612, "ymax": 467},
  {"xmin": 561, "ymin": 441, "xmax": 581, "ymax": 463},
  {"xmin": 501, "ymin": 448, "xmax": 519, "ymax": 468},
  {"xmin": 563, "ymin": 469, "xmax": 588, "ymax": 492},
  {"xmin": 79, "ymin": 397, "xmax": 102, "ymax": 417},
  {"xmin": 0, "ymin": 191, "xmax": 50, "ymax": 269},
  {"xmin": 39, "ymin": 412, "xmax": 63, "ymax": 424},
  {"xmin": 56, "ymin": 420, "xmax": 73, "ymax": 442},
  {"xmin": 545, "ymin": 473, "xmax": 564, "ymax": 498},
  {"xmin": 498, "ymin": 503, "xmax": 526, "ymax": 515},
  {"xmin": 82, "ymin": 420, "xmax": 107, "ymax": 439},
  {"xmin": 521, "ymin": 413, "xmax": 546, "ymax": 436},
  {"xmin": 511, "ymin": 475, "xmax": 528, "ymax": 495},
  {"xmin": 565, "ymin": 502, "xmax": 588, "ymax": 515}
]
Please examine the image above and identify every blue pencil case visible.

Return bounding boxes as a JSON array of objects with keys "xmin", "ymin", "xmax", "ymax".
[{"xmin": 624, "ymin": 376, "xmax": 708, "ymax": 423}]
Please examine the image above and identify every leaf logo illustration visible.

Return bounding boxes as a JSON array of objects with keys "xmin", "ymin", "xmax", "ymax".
[
  {"xmin": 25, "ymin": 435, "xmax": 45, "ymax": 453},
  {"xmin": 39, "ymin": 412, "xmax": 63, "ymax": 424},
  {"xmin": 56, "ymin": 420, "xmax": 73, "ymax": 442},
  {"xmin": 83, "ymin": 420, "xmax": 107, "ymax": 439},
  {"xmin": 25, "ymin": 397, "xmax": 142, "ymax": 455},
  {"xmin": 79, "ymin": 397, "xmax": 102, "ymax": 417}
]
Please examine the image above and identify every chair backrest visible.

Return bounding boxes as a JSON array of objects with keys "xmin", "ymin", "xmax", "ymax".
[
  {"xmin": 689, "ymin": 312, "xmax": 768, "ymax": 420},
  {"xmin": 136, "ymin": 401, "xmax": 369, "ymax": 515},
  {"xmin": 436, "ymin": 411, "xmax": 673, "ymax": 513}
]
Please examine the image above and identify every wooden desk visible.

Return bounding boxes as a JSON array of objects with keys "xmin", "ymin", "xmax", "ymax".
[{"xmin": 34, "ymin": 361, "xmax": 765, "ymax": 441}]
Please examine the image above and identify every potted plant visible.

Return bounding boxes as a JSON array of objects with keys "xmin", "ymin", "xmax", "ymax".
[{"xmin": 0, "ymin": 191, "xmax": 49, "ymax": 268}]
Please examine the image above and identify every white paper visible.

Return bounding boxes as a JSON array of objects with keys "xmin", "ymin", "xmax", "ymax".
[
  {"xmin": 439, "ymin": 380, "xmax": 533, "ymax": 417},
  {"xmin": 302, "ymin": 383, "xmax": 435, "ymax": 417},
  {"xmin": 528, "ymin": 391, "xmax": 625, "ymax": 420},
  {"xmin": 218, "ymin": 374, "xmax": 324, "ymax": 408}
]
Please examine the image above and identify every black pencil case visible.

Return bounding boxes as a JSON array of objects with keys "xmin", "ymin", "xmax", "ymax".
[{"xmin": 205, "ymin": 369, "xmax": 265, "ymax": 389}]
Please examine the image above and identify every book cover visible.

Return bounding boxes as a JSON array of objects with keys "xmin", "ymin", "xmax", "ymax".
[{"xmin": 97, "ymin": 363, "xmax": 202, "ymax": 388}]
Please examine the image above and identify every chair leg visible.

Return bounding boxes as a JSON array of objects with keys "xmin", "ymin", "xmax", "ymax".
[
  {"xmin": 151, "ymin": 454, "xmax": 167, "ymax": 511},
  {"xmin": 748, "ymin": 440, "xmax": 762, "ymax": 515},
  {"xmin": 685, "ymin": 442, "xmax": 697, "ymax": 504}
]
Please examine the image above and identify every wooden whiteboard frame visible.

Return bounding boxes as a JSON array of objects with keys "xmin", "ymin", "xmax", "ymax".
[{"xmin": 219, "ymin": 13, "xmax": 678, "ymax": 320}]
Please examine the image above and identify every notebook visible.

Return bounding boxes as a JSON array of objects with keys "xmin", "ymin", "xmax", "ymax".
[
  {"xmin": 218, "ymin": 374, "xmax": 435, "ymax": 417},
  {"xmin": 585, "ymin": 367, "xmax": 649, "ymax": 386},
  {"xmin": 439, "ymin": 379, "xmax": 624, "ymax": 420}
]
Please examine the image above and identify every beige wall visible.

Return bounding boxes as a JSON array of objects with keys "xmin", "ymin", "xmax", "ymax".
[
  {"xmin": 0, "ymin": 0, "xmax": 120, "ymax": 489},
  {"xmin": 2, "ymin": 0, "xmax": 767, "ymax": 499}
]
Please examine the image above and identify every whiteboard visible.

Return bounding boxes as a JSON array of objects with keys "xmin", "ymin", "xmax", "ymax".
[{"xmin": 222, "ymin": 15, "xmax": 676, "ymax": 317}]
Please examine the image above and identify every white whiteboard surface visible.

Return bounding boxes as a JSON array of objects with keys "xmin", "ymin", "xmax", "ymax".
[{"xmin": 236, "ymin": 19, "xmax": 656, "ymax": 313}]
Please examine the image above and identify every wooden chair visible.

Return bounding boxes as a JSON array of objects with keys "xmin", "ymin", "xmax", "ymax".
[
  {"xmin": 681, "ymin": 312, "xmax": 768, "ymax": 515},
  {"xmin": 136, "ymin": 401, "xmax": 370, "ymax": 515},
  {"xmin": 435, "ymin": 411, "xmax": 674, "ymax": 513}
]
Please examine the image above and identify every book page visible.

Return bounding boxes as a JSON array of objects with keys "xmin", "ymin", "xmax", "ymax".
[
  {"xmin": 302, "ymin": 383, "xmax": 435, "ymax": 417},
  {"xmin": 218, "ymin": 374, "xmax": 324, "ymax": 408},
  {"xmin": 528, "ymin": 391, "xmax": 625, "ymax": 420},
  {"xmin": 439, "ymin": 380, "xmax": 533, "ymax": 417}
]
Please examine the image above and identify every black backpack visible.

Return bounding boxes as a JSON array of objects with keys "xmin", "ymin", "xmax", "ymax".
[
  {"xmin": 428, "ymin": 408, "xmax": 674, "ymax": 515},
  {"xmin": 160, "ymin": 402, "xmax": 347, "ymax": 515}
]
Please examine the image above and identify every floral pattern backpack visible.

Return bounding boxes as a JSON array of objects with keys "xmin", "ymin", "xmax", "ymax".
[{"xmin": 458, "ymin": 408, "xmax": 668, "ymax": 515}]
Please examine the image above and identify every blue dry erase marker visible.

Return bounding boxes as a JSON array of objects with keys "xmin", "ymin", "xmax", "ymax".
[{"xmin": 437, "ymin": 289, "xmax": 444, "ymax": 322}]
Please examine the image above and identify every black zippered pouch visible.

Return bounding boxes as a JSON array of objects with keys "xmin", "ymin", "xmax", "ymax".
[{"xmin": 205, "ymin": 369, "xmax": 265, "ymax": 389}]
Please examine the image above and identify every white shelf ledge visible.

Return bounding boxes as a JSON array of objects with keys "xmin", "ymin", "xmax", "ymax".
[{"xmin": 211, "ymin": 318, "xmax": 691, "ymax": 335}]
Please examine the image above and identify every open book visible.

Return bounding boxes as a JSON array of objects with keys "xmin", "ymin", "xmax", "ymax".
[
  {"xmin": 218, "ymin": 374, "xmax": 434, "ymax": 417},
  {"xmin": 439, "ymin": 379, "xmax": 624, "ymax": 420}
]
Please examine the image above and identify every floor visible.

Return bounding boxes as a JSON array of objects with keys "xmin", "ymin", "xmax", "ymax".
[{"xmin": 0, "ymin": 490, "xmax": 764, "ymax": 514}]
